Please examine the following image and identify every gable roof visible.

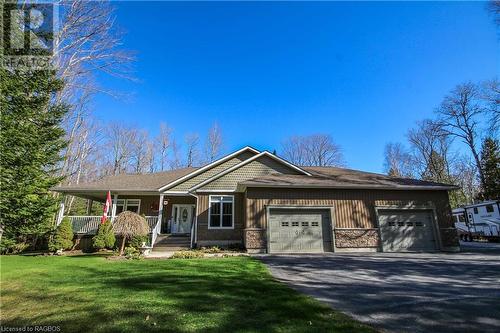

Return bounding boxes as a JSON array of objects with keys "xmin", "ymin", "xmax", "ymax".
[
  {"xmin": 238, "ymin": 166, "xmax": 458, "ymax": 190},
  {"xmin": 52, "ymin": 146, "xmax": 458, "ymax": 195},
  {"xmin": 158, "ymin": 146, "xmax": 260, "ymax": 191},
  {"xmin": 189, "ymin": 151, "xmax": 312, "ymax": 191}
]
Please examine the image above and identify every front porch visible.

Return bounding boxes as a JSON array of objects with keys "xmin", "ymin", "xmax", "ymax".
[{"xmin": 57, "ymin": 193, "xmax": 197, "ymax": 249}]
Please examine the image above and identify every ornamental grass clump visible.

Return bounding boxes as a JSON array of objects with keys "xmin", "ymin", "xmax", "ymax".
[{"xmin": 112, "ymin": 211, "xmax": 149, "ymax": 256}]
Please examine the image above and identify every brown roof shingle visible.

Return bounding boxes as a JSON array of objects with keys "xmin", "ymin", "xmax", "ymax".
[
  {"xmin": 238, "ymin": 166, "xmax": 457, "ymax": 190},
  {"xmin": 53, "ymin": 167, "xmax": 199, "ymax": 192}
]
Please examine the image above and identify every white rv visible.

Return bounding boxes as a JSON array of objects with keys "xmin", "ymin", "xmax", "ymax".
[{"xmin": 452, "ymin": 200, "xmax": 500, "ymax": 241}]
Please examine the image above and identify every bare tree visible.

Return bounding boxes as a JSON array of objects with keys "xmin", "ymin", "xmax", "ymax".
[
  {"xmin": 185, "ymin": 133, "xmax": 200, "ymax": 167},
  {"xmin": 383, "ymin": 142, "xmax": 414, "ymax": 177},
  {"xmin": 487, "ymin": 0, "xmax": 500, "ymax": 28},
  {"xmin": 204, "ymin": 123, "xmax": 223, "ymax": 163},
  {"xmin": 169, "ymin": 139, "xmax": 183, "ymax": 170},
  {"xmin": 480, "ymin": 79, "xmax": 500, "ymax": 133},
  {"xmin": 281, "ymin": 134, "xmax": 344, "ymax": 167},
  {"xmin": 407, "ymin": 119, "xmax": 452, "ymax": 182},
  {"xmin": 436, "ymin": 82, "xmax": 486, "ymax": 188},
  {"xmin": 106, "ymin": 123, "xmax": 135, "ymax": 175},
  {"xmin": 130, "ymin": 130, "xmax": 151, "ymax": 173},
  {"xmin": 53, "ymin": 0, "xmax": 134, "ymax": 100},
  {"xmin": 281, "ymin": 136, "xmax": 308, "ymax": 166},
  {"xmin": 155, "ymin": 123, "xmax": 172, "ymax": 171},
  {"xmin": 453, "ymin": 155, "xmax": 480, "ymax": 204}
]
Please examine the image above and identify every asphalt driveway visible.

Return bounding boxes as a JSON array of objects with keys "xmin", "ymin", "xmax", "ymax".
[{"xmin": 258, "ymin": 247, "xmax": 500, "ymax": 333}]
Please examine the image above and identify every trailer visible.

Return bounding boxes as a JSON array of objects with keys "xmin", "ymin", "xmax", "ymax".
[{"xmin": 452, "ymin": 201, "xmax": 500, "ymax": 242}]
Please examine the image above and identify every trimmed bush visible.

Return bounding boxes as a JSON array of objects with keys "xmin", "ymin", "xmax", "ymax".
[
  {"xmin": 92, "ymin": 219, "xmax": 115, "ymax": 250},
  {"xmin": 123, "ymin": 246, "xmax": 141, "ymax": 259},
  {"xmin": 170, "ymin": 250, "xmax": 204, "ymax": 259},
  {"xmin": 129, "ymin": 235, "xmax": 149, "ymax": 248},
  {"xmin": 48, "ymin": 217, "xmax": 74, "ymax": 252}
]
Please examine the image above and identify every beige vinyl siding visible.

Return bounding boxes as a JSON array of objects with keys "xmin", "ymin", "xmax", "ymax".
[
  {"xmin": 245, "ymin": 188, "xmax": 454, "ymax": 230},
  {"xmin": 196, "ymin": 193, "xmax": 244, "ymax": 242},
  {"xmin": 198, "ymin": 155, "xmax": 303, "ymax": 191},
  {"xmin": 167, "ymin": 151, "xmax": 256, "ymax": 192}
]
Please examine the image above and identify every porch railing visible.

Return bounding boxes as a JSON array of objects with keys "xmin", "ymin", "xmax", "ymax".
[{"xmin": 66, "ymin": 215, "xmax": 159, "ymax": 235}]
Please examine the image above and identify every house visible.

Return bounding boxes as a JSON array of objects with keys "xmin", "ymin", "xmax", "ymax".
[{"xmin": 53, "ymin": 146, "xmax": 460, "ymax": 253}]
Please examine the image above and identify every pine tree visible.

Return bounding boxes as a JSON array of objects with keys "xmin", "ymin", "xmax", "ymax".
[
  {"xmin": 0, "ymin": 67, "xmax": 68, "ymax": 251},
  {"xmin": 479, "ymin": 137, "xmax": 500, "ymax": 200},
  {"xmin": 48, "ymin": 218, "xmax": 74, "ymax": 252},
  {"xmin": 92, "ymin": 219, "xmax": 116, "ymax": 250}
]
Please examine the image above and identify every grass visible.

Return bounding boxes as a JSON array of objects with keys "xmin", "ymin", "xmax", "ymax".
[{"xmin": 0, "ymin": 255, "xmax": 376, "ymax": 333}]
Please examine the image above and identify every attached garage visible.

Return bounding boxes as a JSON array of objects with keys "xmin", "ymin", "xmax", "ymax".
[
  {"xmin": 378, "ymin": 209, "xmax": 437, "ymax": 252},
  {"xmin": 268, "ymin": 208, "xmax": 332, "ymax": 253}
]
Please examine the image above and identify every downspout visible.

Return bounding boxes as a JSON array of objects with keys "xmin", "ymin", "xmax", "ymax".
[{"xmin": 188, "ymin": 192, "xmax": 199, "ymax": 249}]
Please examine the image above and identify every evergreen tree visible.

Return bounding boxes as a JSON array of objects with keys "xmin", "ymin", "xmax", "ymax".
[
  {"xmin": 479, "ymin": 137, "xmax": 500, "ymax": 200},
  {"xmin": 48, "ymin": 218, "xmax": 74, "ymax": 252},
  {"xmin": 92, "ymin": 219, "xmax": 116, "ymax": 250},
  {"xmin": 0, "ymin": 67, "xmax": 68, "ymax": 251}
]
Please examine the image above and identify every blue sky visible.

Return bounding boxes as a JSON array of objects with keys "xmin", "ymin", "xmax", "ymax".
[{"xmin": 94, "ymin": 1, "xmax": 498, "ymax": 173}]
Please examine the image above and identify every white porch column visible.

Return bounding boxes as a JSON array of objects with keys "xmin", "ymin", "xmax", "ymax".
[
  {"xmin": 157, "ymin": 194, "xmax": 164, "ymax": 234},
  {"xmin": 111, "ymin": 194, "xmax": 118, "ymax": 221},
  {"xmin": 56, "ymin": 196, "xmax": 66, "ymax": 226}
]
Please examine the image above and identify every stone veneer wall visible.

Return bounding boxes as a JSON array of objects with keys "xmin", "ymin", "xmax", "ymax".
[
  {"xmin": 244, "ymin": 229, "xmax": 266, "ymax": 249},
  {"xmin": 334, "ymin": 229, "xmax": 379, "ymax": 248}
]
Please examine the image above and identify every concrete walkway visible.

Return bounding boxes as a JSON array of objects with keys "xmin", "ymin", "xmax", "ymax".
[{"xmin": 258, "ymin": 249, "xmax": 500, "ymax": 333}]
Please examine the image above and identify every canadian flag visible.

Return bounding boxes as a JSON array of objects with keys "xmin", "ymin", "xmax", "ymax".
[{"xmin": 101, "ymin": 191, "xmax": 112, "ymax": 223}]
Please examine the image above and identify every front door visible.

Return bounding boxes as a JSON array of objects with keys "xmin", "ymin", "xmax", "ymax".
[{"xmin": 172, "ymin": 205, "xmax": 194, "ymax": 234}]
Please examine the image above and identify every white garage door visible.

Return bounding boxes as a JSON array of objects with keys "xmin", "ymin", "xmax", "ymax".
[
  {"xmin": 378, "ymin": 210, "xmax": 437, "ymax": 252},
  {"xmin": 268, "ymin": 209, "xmax": 330, "ymax": 253}
]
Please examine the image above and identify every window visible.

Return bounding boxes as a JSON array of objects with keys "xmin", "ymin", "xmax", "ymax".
[
  {"xmin": 311, "ymin": 221, "xmax": 319, "ymax": 227},
  {"xmin": 281, "ymin": 221, "xmax": 289, "ymax": 227},
  {"xmin": 474, "ymin": 207, "xmax": 478, "ymax": 214},
  {"xmin": 115, "ymin": 199, "xmax": 141, "ymax": 214},
  {"xmin": 397, "ymin": 222, "xmax": 405, "ymax": 227},
  {"xmin": 486, "ymin": 205, "xmax": 494, "ymax": 213},
  {"xmin": 301, "ymin": 221, "xmax": 309, "ymax": 227},
  {"xmin": 292, "ymin": 221, "xmax": 299, "ymax": 227},
  {"xmin": 209, "ymin": 196, "xmax": 234, "ymax": 228},
  {"xmin": 459, "ymin": 214, "xmax": 465, "ymax": 222},
  {"xmin": 415, "ymin": 222, "xmax": 423, "ymax": 227}
]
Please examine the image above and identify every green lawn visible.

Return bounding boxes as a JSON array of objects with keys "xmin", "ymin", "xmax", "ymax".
[{"xmin": 0, "ymin": 255, "xmax": 376, "ymax": 333}]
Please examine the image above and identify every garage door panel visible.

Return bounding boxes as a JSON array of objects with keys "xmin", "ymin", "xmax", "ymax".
[
  {"xmin": 268, "ymin": 209, "xmax": 329, "ymax": 253},
  {"xmin": 379, "ymin": 210, "xmax": 436, "ymax": 252}
]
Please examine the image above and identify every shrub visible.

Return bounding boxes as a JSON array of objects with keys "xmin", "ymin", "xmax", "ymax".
[
  {"xmin": 0, "ymin": 238, "xmax": 29, "ymax": 254},
  {"xmin": 124, "ymin": 246, "xmax": 142, "ymax": 259},
  {"xmin": 129, "ymin": 235, "xmax": 149, "ymax": 249},
  {"xmin": 170, "ymin": 250, "xmax": 204, "ymax": 259},
  {"xmin": 200, "ymin": 246, "xmax": 222, "ymax": 254},
  {"xmin": 92, "ymin": 219, "xmax": 116, "ymax": 250},
  {"xmin": 48, "ymin": 217, "xmax": 74, "ymax": 252}
]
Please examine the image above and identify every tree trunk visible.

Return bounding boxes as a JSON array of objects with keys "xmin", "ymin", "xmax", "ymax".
[{"xmin": 119, "ymin": 236, "xmax": 126, "ymax": 256}]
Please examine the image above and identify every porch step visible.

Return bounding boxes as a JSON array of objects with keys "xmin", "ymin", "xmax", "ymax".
[{"xmin": 153, "ymin": 234, "xmax": 190, "ymax": 251}]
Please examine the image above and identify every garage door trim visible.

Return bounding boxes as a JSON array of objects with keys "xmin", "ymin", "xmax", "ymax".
[
  {"xmin": 266, "ymin": 206, "xmax": 335, "ymax": 254},
  {"xmin": 375, "ymin": 205, "xmax": 442, "ymax": 252}
]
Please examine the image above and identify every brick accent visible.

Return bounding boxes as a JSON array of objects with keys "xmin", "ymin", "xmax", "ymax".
[
  {"xmin": 439, "ymin": 228, "xmax": 459, "ymax": 248},
  {"xmin": 244, "ymin": 228, "xmax": 266, "ymax": 249},
  {"xmin": 335, "ymin": 229, "xmax": 379, "ymax": 248}
]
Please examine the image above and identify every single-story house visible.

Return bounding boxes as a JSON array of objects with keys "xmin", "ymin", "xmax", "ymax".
[{"xmin": 53, "ymin": 146, "xmax": 460, "ymax": 253}]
